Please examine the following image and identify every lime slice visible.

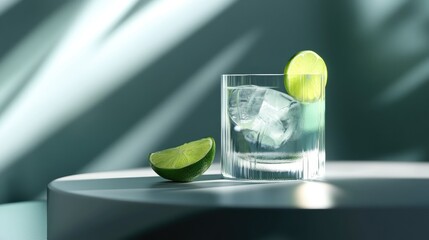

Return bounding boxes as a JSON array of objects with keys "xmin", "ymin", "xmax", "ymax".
[
  {"xmin": 284, "ymin": 50, "xmax": 327, "ymax": 102},
  {"xmin": 149, "ymin": 137, "xmax": 215, "ymax": 182}
]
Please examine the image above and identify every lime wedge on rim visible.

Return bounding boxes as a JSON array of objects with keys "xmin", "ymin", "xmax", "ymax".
[
  {"xmin": 149, "ymin": 137, "xmax": 215, "ymax": 182},
  {"xmin": 284, "ymin": 50, "xmax": 327, "ymax": 102}
]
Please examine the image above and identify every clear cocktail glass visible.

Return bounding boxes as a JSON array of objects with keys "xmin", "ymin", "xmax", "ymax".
[{"xmin": 221, "ymin": 74, "xmax": 325, "ymax": 180}]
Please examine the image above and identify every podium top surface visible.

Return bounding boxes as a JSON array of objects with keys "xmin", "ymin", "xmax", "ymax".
[{"xmin": 49, "ymin": 161, "xmax": 429, "ymax": 209}]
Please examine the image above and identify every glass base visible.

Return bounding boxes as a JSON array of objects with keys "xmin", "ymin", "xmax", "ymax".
[{"xmin": 221, "ymin": 152, "xmax": 325, "ymax": 181}]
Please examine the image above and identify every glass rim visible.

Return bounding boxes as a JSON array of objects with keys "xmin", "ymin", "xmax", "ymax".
[{"xmin": 222, "ymin": 73, "xmax": 325, "ymax": 77}]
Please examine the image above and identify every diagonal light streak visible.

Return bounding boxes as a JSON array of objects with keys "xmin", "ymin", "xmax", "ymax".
[
  {"xmin": 0, "ymin": 0, "xmax": 19, "ymax": 16},
  {"xmin": 28, "ymin": 0, "xmax": 140, "ymax": 86},
  {"xmin": 352, "ymin": 0, "xmax": 408, "ymax": 34},
  {"xmin": 82, "ymin": 29, "xmax": 261, "ymax": 172},
  {"xmin": 0, "ymin": 0, "xmax": 236, "ymax": 172},
  {"xmin": 0, "ymin": 0, "xmax": 82, "ymax": 112},
  {"xmin": 375, "ymin": 57, "xmax": 429, "ymax": 106}
]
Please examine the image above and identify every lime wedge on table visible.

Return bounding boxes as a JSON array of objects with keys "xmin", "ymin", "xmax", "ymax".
[
  {"xmin": 149, "ymin": 137, "xmax": 215, "ymax": 182},
  {"xmin": 284, "ymin": 50, "xmax": 327, "ymax": 102}
]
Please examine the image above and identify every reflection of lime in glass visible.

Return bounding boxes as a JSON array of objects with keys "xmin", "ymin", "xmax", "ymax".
[
  {"xmin": 149, "ymin": 137, "xmax": 215, "ymax": 182},
  {"xmin": 284, "ymin": 50, "xmax": 327, "ymax": 102}
]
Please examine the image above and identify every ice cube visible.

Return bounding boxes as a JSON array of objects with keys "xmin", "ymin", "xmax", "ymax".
[
  {"xmin": 228, "ymin": 85, "xmax": 266, "ymax": 128},
  {"xmin": 228, "ymin": 86, "xmax": 301, "ymax": 149}
]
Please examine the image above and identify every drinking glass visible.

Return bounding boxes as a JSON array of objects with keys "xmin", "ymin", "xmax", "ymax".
[{"xmin": 221, "ymin": 74, "xmax": 325, "ymax": 180}]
